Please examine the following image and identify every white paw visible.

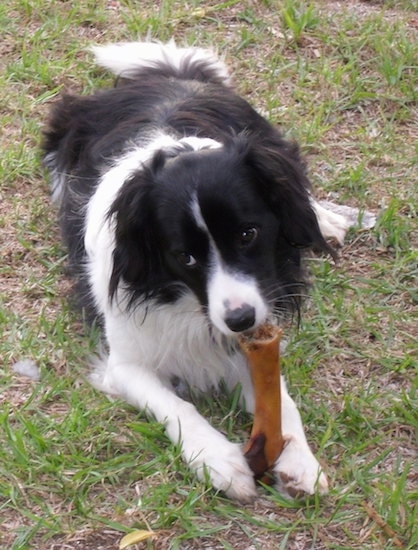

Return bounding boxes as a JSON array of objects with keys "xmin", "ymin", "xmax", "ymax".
[
  {"xmin": 88, "ymin": 355, "xmax": 119, "ymax": 397},
  {"xmin": 182, "ymin": 433, "xmax": 257, "ymax": 502},
  {"xmin": 315, "ymin": 199, "xmax": 377, "ymax": 245},
  {"xmin": 314, "ymin": 202, "xmax": 350, "ymax": 245},
  {"xmin": 274, "ymin": 436, "xmax": 329, "ymax": 498}
]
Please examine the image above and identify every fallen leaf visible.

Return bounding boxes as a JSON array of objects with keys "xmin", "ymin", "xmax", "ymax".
[{"xmin": 119, "ymin": 530, "xmax": 155, "ymax": 549}]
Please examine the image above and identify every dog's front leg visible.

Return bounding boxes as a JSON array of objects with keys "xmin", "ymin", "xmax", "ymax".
[
  {"xmin": 273, "ymin": 377, "xmax": 329, "ymax": 498},
  {"xmin": 93, "ymin": 359, "xmax": 257, "ymax": 502},
  {"xmin": 238, "ymin": 373, "xmax": 328, "ymax": 498}
]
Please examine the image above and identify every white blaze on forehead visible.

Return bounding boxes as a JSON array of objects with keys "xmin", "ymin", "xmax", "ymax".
[
  {"xmin": 190, "ymin": 196, "xmax": 268, "ymax": 335},
  {"xmin": 190, "ymin": 195, "xmax": 209, "ymax": 232},
  {"xmin": 179, "ymin": 136, "xmax": 222, "ymax": 152}
]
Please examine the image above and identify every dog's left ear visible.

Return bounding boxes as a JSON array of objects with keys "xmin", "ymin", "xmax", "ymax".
[{"xmin": 245, "ymin": 141, "xmax": 334, "ymax": 256}]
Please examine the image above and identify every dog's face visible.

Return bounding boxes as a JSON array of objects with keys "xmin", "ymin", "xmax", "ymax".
[
  {"xmin": 157, "ymin": 149, "xmax": 280, "ymax": 335},
  {"xmin": 109, "ymin": 138, "xmax": 329, "ymax": 336}
]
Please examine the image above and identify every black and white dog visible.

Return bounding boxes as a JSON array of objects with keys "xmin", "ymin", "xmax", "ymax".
[{"xmin": 43, "ymin": 42, "xmax": 350, "ymax": 501}]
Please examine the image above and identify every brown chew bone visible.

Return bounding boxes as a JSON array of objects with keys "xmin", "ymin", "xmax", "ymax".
[{"xmin": 239, "ymin": 324, "xmax": 284, "ymax": 484}]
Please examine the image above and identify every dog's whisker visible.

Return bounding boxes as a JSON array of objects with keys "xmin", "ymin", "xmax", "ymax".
[{"xmin": 44, "ymin": 38, "xmax": 336, "ymax": 501}]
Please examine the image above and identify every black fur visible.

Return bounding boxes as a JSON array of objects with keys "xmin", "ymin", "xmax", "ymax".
[{"xmin": 43, "ymin": 51, "xmax": 333, "ymax": 323}]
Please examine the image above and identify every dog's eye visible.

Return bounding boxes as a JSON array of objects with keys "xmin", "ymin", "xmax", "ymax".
[
  {"xmin": 177, "ymin": 252, "xmax": 198, "ymax": 268},
  {"xmin": 238, "ymin": 226, "xmax": 259, "ymax": 247}
]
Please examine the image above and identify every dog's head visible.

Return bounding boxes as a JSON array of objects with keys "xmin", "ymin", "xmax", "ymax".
[{"xmin": 108, "ymin": 136, "xmax": 332, "ymax": 335}]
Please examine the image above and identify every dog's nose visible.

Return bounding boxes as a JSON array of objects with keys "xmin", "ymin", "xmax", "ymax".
[{"xmin": 224, "ymin": 303, "xmax": 256, "ymax": 332}]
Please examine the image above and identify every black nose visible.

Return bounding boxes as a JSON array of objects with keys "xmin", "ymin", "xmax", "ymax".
[{"xmin": 224, "ymin": 304, "xmax": 256, "ymax": 332}]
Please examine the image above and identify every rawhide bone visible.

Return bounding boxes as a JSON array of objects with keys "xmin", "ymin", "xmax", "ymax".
[{"xmin": 239, "ymin": 323, "xmax": 284, "ymax": 484}]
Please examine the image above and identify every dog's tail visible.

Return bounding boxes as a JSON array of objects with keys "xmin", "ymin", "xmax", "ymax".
[{"xmin": 90, "ymin": 41, "xmax": 231, "ymax": 86}]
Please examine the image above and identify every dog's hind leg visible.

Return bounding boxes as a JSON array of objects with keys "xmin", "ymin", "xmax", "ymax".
[{"xmin": 312, "ymin": 198, "xmax": 376, "ymax": 246}]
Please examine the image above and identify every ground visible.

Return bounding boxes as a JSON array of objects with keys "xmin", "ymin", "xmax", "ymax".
[{"xmin": 0, "ymin": 1, "xmax": 416, "ymax": 549}]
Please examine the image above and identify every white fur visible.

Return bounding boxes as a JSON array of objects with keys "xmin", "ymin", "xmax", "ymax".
[
  {"xmin": 82, "ymin": 42, "xmax": 330, "ymax": 501},
  {"xmin": 208, "ymin": 266, "xmax": 268, "ymax": 335},
  {"xmin": 91, "ymin": 40, "xmax": 231, "ymax": 85},
  {"xmin": 274, "ymin": 384, "xmax": 328, "ymax": 496},
  {"xmin": 190, "ymin": 197, "xmax": 269, "ymax": 336},
  {"xmin": 84, "ymin": 134, "xmax": 222, "ymax": 314},
  {"xmin": 312, "ymin": 199, "xmax": 350, "ymax": 245},
  {"xmin": 85, "ymin": 136, "xmax": 327, "ymax": 500},
  {"xmin": 44, "ymin": 151, "xmax": 66, "ymax": 204}
]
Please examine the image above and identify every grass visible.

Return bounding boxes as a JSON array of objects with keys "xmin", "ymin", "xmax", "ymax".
[{"xmin": 1, "ymin": 0, "xmax": 417, "ymax": 548}]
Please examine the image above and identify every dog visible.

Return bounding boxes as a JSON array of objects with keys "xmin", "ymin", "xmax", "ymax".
[{"xmin": 43, "ymin": 41, "xmax": 351, "ymax": 501}]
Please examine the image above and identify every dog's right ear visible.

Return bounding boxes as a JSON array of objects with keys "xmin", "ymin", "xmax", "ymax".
[{"xmin": 107, "ymin": 167, "xmax": 162, "ymax": 305}]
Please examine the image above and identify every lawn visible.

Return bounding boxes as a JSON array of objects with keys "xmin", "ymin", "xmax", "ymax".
[{"xmin": 1, "ymin": 1, "xmax": 417, "ymax": 549}]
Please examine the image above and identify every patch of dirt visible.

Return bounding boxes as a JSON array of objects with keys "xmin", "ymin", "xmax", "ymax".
[{"xmin": 2, "ymin": 1, "xmax": 416, "ymax": 549}]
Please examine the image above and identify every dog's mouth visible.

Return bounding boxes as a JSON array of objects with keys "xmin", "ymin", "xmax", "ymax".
[
  {"xmin": 210, "ymin": 307, "xmax": 276, "ymax": 340},
  {"xmin": 214, "ymin": 310, "xmax": 270, "ymax": 337}
]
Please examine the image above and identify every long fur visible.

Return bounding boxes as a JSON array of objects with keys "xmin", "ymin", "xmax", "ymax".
[{"xmin": 43, "ymin": 41, "xmax": 333, "ymax": 501}]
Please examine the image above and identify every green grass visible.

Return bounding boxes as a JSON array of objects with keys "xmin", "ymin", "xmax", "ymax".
[{"xmin": 1, "ymin": 0, "xmax": 417, "ymax": 548}]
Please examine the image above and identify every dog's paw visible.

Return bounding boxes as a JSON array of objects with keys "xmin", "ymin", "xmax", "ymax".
[
  {"xmin": 315, "ymin": 200, "xmax": 377, "ymax": 245},
  {"xmin": 314, "ymin": 202, "xmax": 351, "ymax": 246},
  {"xmin": 273, "ymin": 436, "xmax": 329, "ymax": 499},
  {"xmin": 183, "ymin": 435, "xmax": 257, "ymax": 502}
]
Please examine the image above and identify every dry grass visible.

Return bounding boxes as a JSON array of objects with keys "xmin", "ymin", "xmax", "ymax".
[{"xmin": 1, "ymin": 1, "xmax": 417, "ymax": 549}]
